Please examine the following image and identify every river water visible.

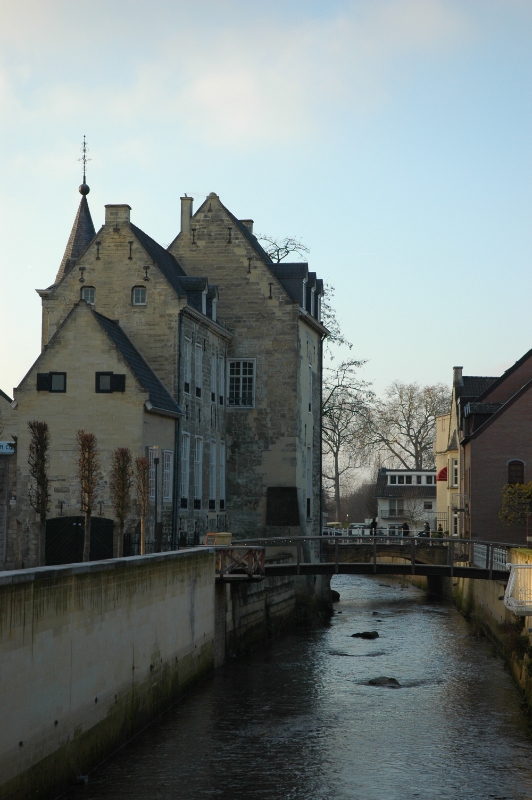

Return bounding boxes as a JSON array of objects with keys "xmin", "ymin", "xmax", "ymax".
[{"xmin": 64, "ymin": 576, "xmax": 532, "ymax": 800}]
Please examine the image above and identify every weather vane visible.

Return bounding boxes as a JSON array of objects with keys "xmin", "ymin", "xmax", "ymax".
[{"xmin": 78, "ymin": 135, "xmax": 91, "ymax": 195}]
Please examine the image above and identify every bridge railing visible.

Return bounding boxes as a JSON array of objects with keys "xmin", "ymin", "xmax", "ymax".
[{"xmin": 213, "ymin": 546, "xmax": 265, "ymax": 582}]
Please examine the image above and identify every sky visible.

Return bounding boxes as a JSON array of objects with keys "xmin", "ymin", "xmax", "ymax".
[{"xmin": 1, "ymin": 0, "xmax": 532, "ymax": 397}]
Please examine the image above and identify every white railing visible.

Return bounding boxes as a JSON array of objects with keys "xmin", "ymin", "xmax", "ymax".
[{"xmin": 472, "ymin": 543, "xmax": 507, "ymax": 570}]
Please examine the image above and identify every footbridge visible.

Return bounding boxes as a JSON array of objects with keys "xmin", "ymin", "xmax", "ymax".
[{"xmin": 214, "ymin": 536, "xmax": 514, "ymax": 583}]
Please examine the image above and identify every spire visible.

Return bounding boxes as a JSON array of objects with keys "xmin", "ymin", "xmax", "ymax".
[{"xmin": 55, "ymin": 137, "xmax": 96, "ymax": 284}]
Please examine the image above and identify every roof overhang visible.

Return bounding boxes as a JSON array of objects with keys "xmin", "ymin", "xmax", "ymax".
[
  {"xmin": 182, "ymin": 306, "xmax": 233, "ymax": 341},
  {"xmin": 298, "ymin": 308, "xmax": 329, "ymax": 337},
  {"xmin": 144, "ymin": 401, "xmax": 183, "ymax": 419}
]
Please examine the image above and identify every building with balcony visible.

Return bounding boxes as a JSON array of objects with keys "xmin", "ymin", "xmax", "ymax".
[{"xmin": 374, "ymin": 467, "xmax": 437, "ymax": 532}]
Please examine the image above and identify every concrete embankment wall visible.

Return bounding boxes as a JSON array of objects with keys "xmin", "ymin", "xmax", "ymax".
[{"xmin": 0, "ymin": 549, "xmax": 215, "ymax": 800}]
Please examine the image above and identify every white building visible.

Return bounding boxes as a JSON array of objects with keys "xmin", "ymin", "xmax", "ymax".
[{"xmin": 374, "ymin": 467, "xmax": 437, "ymax": 533}]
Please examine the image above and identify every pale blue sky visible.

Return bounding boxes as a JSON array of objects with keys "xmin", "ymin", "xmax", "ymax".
[{"xmin": 1, "ymin": 0, "xmax": 532, "ymax": 396}]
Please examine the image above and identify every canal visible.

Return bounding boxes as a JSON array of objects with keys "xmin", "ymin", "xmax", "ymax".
[{"xmin": 64, "ymin": 576, "xmax": 532, "ymax": 800}]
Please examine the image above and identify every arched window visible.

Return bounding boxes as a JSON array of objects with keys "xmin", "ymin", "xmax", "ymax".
[
  {"xmin": 508, "ymin": 460, "xmax": 524, "ymax": 485},
  {"xmin": 81, "ymin": 286, "xmax": 95, "ymax": 304},
  {"xmin": 132, "ymin": 286, "xmax": 147, "ymax": 305}
]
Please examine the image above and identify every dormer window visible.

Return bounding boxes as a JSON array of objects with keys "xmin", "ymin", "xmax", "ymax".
[
  {"xmin": 81, "ymin": 287, "xmax": 95, "ymax": 304},
  {"xmin": 132, "ymin": 286, "xmax": 147, "ymax": 305},
  {"xmin": 202, "ymin": 290, "xmax": 207, "ymax": 315},
  {"xmin": 211, "ymin": 298, "xmax": 217, "ymax": 322}
]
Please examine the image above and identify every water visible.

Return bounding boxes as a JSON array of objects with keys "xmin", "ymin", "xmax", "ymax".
[{"xmin": 64, "ymin": 576, "xmax": 532, "ymax": 800}]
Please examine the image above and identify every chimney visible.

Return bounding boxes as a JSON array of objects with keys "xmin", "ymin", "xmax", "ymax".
[
  {"xmin": 239, "ymin": 219, "xmax": 254, "ymax": 234},
  {"xmin": 453, "ymin": 366, "xmax": 463, "ymax": 386},
  {"xmin": 181, "ymin": 196, "xmax": 193, "ymax": 234},
  {"xmin": 105, "ymin": 204, "xmax": 131, "ymax": 226}
]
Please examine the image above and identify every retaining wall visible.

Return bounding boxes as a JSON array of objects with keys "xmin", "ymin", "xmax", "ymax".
[{"xmin": 0, "ymin": 549, "xmax": 215, "ymax": 800}]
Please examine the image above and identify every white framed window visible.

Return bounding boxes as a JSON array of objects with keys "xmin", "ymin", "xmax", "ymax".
[
  {"xmin": 209, "ymin": 441, "xmax": 216, "ymax": 509},
  {"xmin": 218, "ymin": 356, "xmax": 225, "ymax": 405},
  {"xmin": 228, "ymin": 360, "xmax": 255, "ymax": 408},
  {"xmin": 452, "ymin": 459, "xmax": 458, "ymax": 487},
  {"xmin": 180, "ymin": 434, "xmax": 190, "ymax": 507},
  {"xmin": 308, "ymin": 365, "xmax": 313, "ymax": 413},
  {"xmin": 426, "ymin": 475, "xmax": 433, "ymax": 484},
  {"xmin": 81, "ymin": 286, "xmax": 95, "ymax": 304},
  {"xmin": 148, "ymin": 446, "xmax": 158, "ymax": 500},
  {"xmin": 184, "ymin": 338, "xmax": 191, "ymax": 394},
  {"xmin": 195, "ymin": 343, "xmax": 203, "ymax": 398},
  {"xmin": 211, "ymin": 354, "xmax": 217, "ymax": 403},
  {"xmin": 219, "ymin": 441, "xmax": 226, "ymax": 511},
  {"xmin": 132, "ymin": 286, "xmax": 147, "ymax": 305},
  {"xmin": 194, "ymin": 437, "xmax": 203, "ymax": 509},
  {"xmin": 163, "ymin": 450, "xmax": 173, "ymax": 501},
  {"xmin": 306, "ymin": 446, "xmax": 312, "ymax": 518}
]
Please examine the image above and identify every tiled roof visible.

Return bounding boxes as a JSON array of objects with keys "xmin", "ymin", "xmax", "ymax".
[
  {"xmin": 461, "ymin": 376, "xmax": 497, "ymax": 398},
  {"xmin": 55, "ymin": 195, "xmax": 96, "ymax": 283},
  {"xmin": 94, "ymin": 312, "xmax": 182, "ymax": 416},
  {"xmin": 375, "ymin": 470, "xmax": 436, "ymax": 498},
  {"xmin": 464, "ymin": 402, "xmax": 503, "ymax": 415}
]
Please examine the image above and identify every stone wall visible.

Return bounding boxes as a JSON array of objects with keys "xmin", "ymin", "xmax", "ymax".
[{"xmin": 0, "ymin": 549, "xmax": 215, "ymax": 800}]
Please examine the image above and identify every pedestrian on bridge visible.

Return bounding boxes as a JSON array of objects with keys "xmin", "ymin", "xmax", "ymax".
[
  {"xmin": 370, "ymin": 518, "xmax": 377, "ymax": 536},
  {"xmin": 401, "ymin": 522, "xmax": 410, "ymax": 537}
]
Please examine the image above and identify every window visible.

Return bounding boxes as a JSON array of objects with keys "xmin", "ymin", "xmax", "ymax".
[
  {"xmin": 132, "ymin": 286, "xmax": 147, "ymax": 305},
  {"xmin": 416, "ymin": 475, "xmax": 422, "ymax": 485},
  {"xmin": 228, "ymin": 360, "xmax": 255, "ymax": 407},
  {"xmin": 426, "ymin": 476, "xmax": 433, "ymax": 485},
  {"xmin": 81, "ymin": 286, "xmax": 95, "ymax": 304},
  {"xmin": 95, "ymin": 372, "xmax": 126, "ymax": 393},
  {"xmin": 508, "ymin": 461, "xmax": 524, "ymax": 485},
  {"xmin": 452, "ymin": 459, "xmax": 458, "ymax": 487},
  {"xmin": 424, "ymin": 502, "xmax": 433, "ymax": 510},
  {"xmin": 163, "ymin": 450, "xmax": 173, "ymax": 501},
  {"xmin": 37, "ymin": 372, "xmax": 67, "ymax": 393},
  {"xmin": 195, "ymin": 343, "xmax": 203, "ymax": 398},
  {"xmin": 389, "ymin": 499, "xmax": 404, "ymax": 517},
  {"xmin": 211, "ymin": 354, "xmax": 217, "ymax": 403},
  {"xmin": 209, "ymin": 441, "xmax": 216, "ymax": 510},
  {"xmin": 218, "ymin": 357, "xmax": 225, "ymax": 405},
  {"xmin": 406, "ymin": 475, "xmax": 412, "ymax": 485},
  {"xmin": 308, "ymin": 366, "xmax": 313, "ymax": 413},
  {"xmin": 184, "ymin": 338, "xmax": 191, "ymax": 394},
  {"xmin": 306, "ymin": 446, "xmax": 312, "ymax": 518},
  {"xmin": 180, "ymin": 434, "xmax": 190, "ymax": 508},
  {"xmin": 219, "ymin": 442, "xmax": 226, "ymax": 511},
  {"xmin": 389, "ymin": 475, "xmax": 397, "ymax": 485},
  {"xmin": 398, "ymin": 475, "xmax": 404, "ymax": 485},
  {"xmin": 194, "ymin": 437, "xmax": 203, "ymax": 509},
  {"xmin": 148, "ymin": 446, "xmax": 158, "ymax": 500}
]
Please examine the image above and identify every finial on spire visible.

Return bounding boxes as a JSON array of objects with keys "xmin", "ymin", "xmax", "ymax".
[{"xmin": 78, "ymin": 135, "xmax": 91, "ymax": 195}]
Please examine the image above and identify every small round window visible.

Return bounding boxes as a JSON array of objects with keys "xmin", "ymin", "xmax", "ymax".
[{"xmin": 132, "ymin": 286, "xmax": 147, "ymax": 305}]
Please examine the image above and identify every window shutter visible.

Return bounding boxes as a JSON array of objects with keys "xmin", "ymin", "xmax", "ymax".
[
  {"xmin": 111, "ymin": 374, "xmax": 126, "ymax": 392},
  {"xmin": 36, "ymin": 373, "xmax": 50, "ymax": 391}
]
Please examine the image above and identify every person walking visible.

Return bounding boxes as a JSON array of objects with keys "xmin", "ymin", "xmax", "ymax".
[
  {"xmin": 401, "ymin": 521, "xmax": 410, "ymax": 537},
  {"xmin": 370, "ymin": 517, "xmax": 377, "ymax": 536},
  {"xmin": 423, "ymin": 521, "xmax": 431, "ymax": 538}
]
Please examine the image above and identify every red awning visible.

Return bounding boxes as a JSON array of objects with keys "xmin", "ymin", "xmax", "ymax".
[{"xmin": 437, "ymin": 467, "xmax": 448, "ymax": 482}]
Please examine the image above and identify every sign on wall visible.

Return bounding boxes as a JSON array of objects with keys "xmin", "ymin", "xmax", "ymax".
[{"xmin": 0, "ymin": 442, "xmax": 15, "ymax": 455}]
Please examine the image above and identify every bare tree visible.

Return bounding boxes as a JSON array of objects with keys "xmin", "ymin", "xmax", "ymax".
[
  {"xmin": 322, "ymin": 360, "xmax": 373, "ymax": 520},
  {"xmin": 362, "ymin": 382, "xmax": 451, "ymax": 470},
  {"xmin": 28, "ymin": 421, "xmax": 51, "ymax": 565},
  {"xmin": 77, "ymin": 431, "xmax": 100, "ymax": 562},
  {"xmin": 258, "ymin": 235, "xmax": 310, "ymax": 263},
  {"xmin": 110, "ymin": 447, "xmax": 133, "ymax": 558},
  {"xmin": 135, "ymin": 456, "xmax": 150, "ymax": 555},
  {"xmin": 321, "ymin": 283, "xmax": 352, "ymax": 351}
]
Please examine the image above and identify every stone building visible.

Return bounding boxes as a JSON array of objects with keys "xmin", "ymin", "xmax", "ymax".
[{"xmin": 5, "ymin": 181, "xmax": 326, "ymax": 568}]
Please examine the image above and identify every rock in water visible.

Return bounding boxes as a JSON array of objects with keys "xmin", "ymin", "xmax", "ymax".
[
  {"xmin": 331, "ymin": 590, "xmax": 340, "ymax": 603},
  {"xmin": 368, "ymin": 677, "xmax": 400, "ymax": 687},
  {"xmin": 351, "ymin": 631, "xmax": 379, "ymax": 639}
]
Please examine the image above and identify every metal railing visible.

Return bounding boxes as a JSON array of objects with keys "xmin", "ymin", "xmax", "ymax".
[{"xmin": 213, "ymin": 546, "xmax": 265, "ymax": 581}]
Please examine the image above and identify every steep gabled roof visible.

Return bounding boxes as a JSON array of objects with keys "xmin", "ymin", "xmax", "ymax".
[
  {"xmin": 0, "ymin": 389, "xmax": 12, "ymax": 404},
  {"xmin": 468, "ymin": 377, "xmax": 532, "ymax": 441},
  {"xmin": 475, "ymin": 349, "xmax": 532, "ymax": 402},
  {"xmin": 94, "ymin": 311, "xmax": 182, "ymax": 417},
  {"xmin": 220, "ymin": 202, "xmax": 273, "ymax": 264},
  {"xmin": 461, "ymin": 376, "xmax": 497, "ymax": 398},
  {"xmin": 130, "ymin": 223, "xmax": 187, "ymax": 294},
  {"xmin": 269, "ymin": 262, "xmax": 309, "ymax": 304},
  {"xmin": 55, "ymin": 195, "xmax": 96, "ymax": 283}
]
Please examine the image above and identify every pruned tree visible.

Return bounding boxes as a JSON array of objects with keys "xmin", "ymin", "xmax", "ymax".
[
  {"xmin": 28, "ymin": 420, "xmax": 51, "ymax": 565},
  {"xmin": 110, "ymin": 447, "xmax": 133, "ymax": 558},
  {"xmin": 135, "ymin": 456, "xmax": 150, "ymax": 555},
  {"xmin": 500, "ymin": 483, "xmax": 532, "ymax": 526},
  {"xmin": 258, "ymin": 235, "xmax": 310, "ymax": 263},
  {"xmin": 77, "ymin": 430, "xmax": 100, "ymax": 562},
  {"xmin": 322, "ymin": 360, "xmax": 373, "ymax": 520},
  {"xmin": 362, "ymin": 381, "xmax": 451, "ymax": 470}
]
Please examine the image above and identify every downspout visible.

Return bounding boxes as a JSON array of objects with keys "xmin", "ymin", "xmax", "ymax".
[{"xmin": 172, "ymin": 309, "xmax": 184, "ymax": 548}]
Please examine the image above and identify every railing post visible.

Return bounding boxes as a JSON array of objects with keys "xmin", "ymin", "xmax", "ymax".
[
  {"xmin": 410, "ymin": 538, "xmax": 415, "ymax": 574},
  {"xmin": 297, "ymin": 540, "xmax": 301, "ymax": 576},
  {"xmin": 488, "ymin": 544, "xmax": 493, "ymax": 580},
  {"xmin": 373, "ymin": 537, "xmax": 377, "ymax": 573},
  {"xmin": 335, "ymin": 538, "xmax": 339, "ymax": 574}
]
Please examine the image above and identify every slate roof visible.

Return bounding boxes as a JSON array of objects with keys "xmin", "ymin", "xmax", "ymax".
[
  {"xmin": 269, "ymin": 262, "xmax": 309, "ymax": 304},
  {"xmin": 464, "ymin": 402, "xmax": 503, "ymax": 415},
  {"xmin": 220, "ymin": 203, "xmax": 273, "ymax": 264},
  {"xmin": 0, "ymin": 389, "xmax": 12, "ymax": 404},
  {"xmin": 55, "ymin": 195, "xmax": 96, "ymax": 283},
  {"xmin": 374, "ymin": 470, "xmax": 437, "ymax": 498},
  {"xmin": 460, "ymin": 376, "xmax": 497, "ymax": 398},
  {"xmin": 94, "ymin": 312, "xmax": 182, "ymax": 416},
  {"xmin": 448, "ymin": 430, "xmax": 458, "ymax": 450},
  {"xmin": 131, "ymin": 224, "xmax": 187, "ymax": 293}
]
